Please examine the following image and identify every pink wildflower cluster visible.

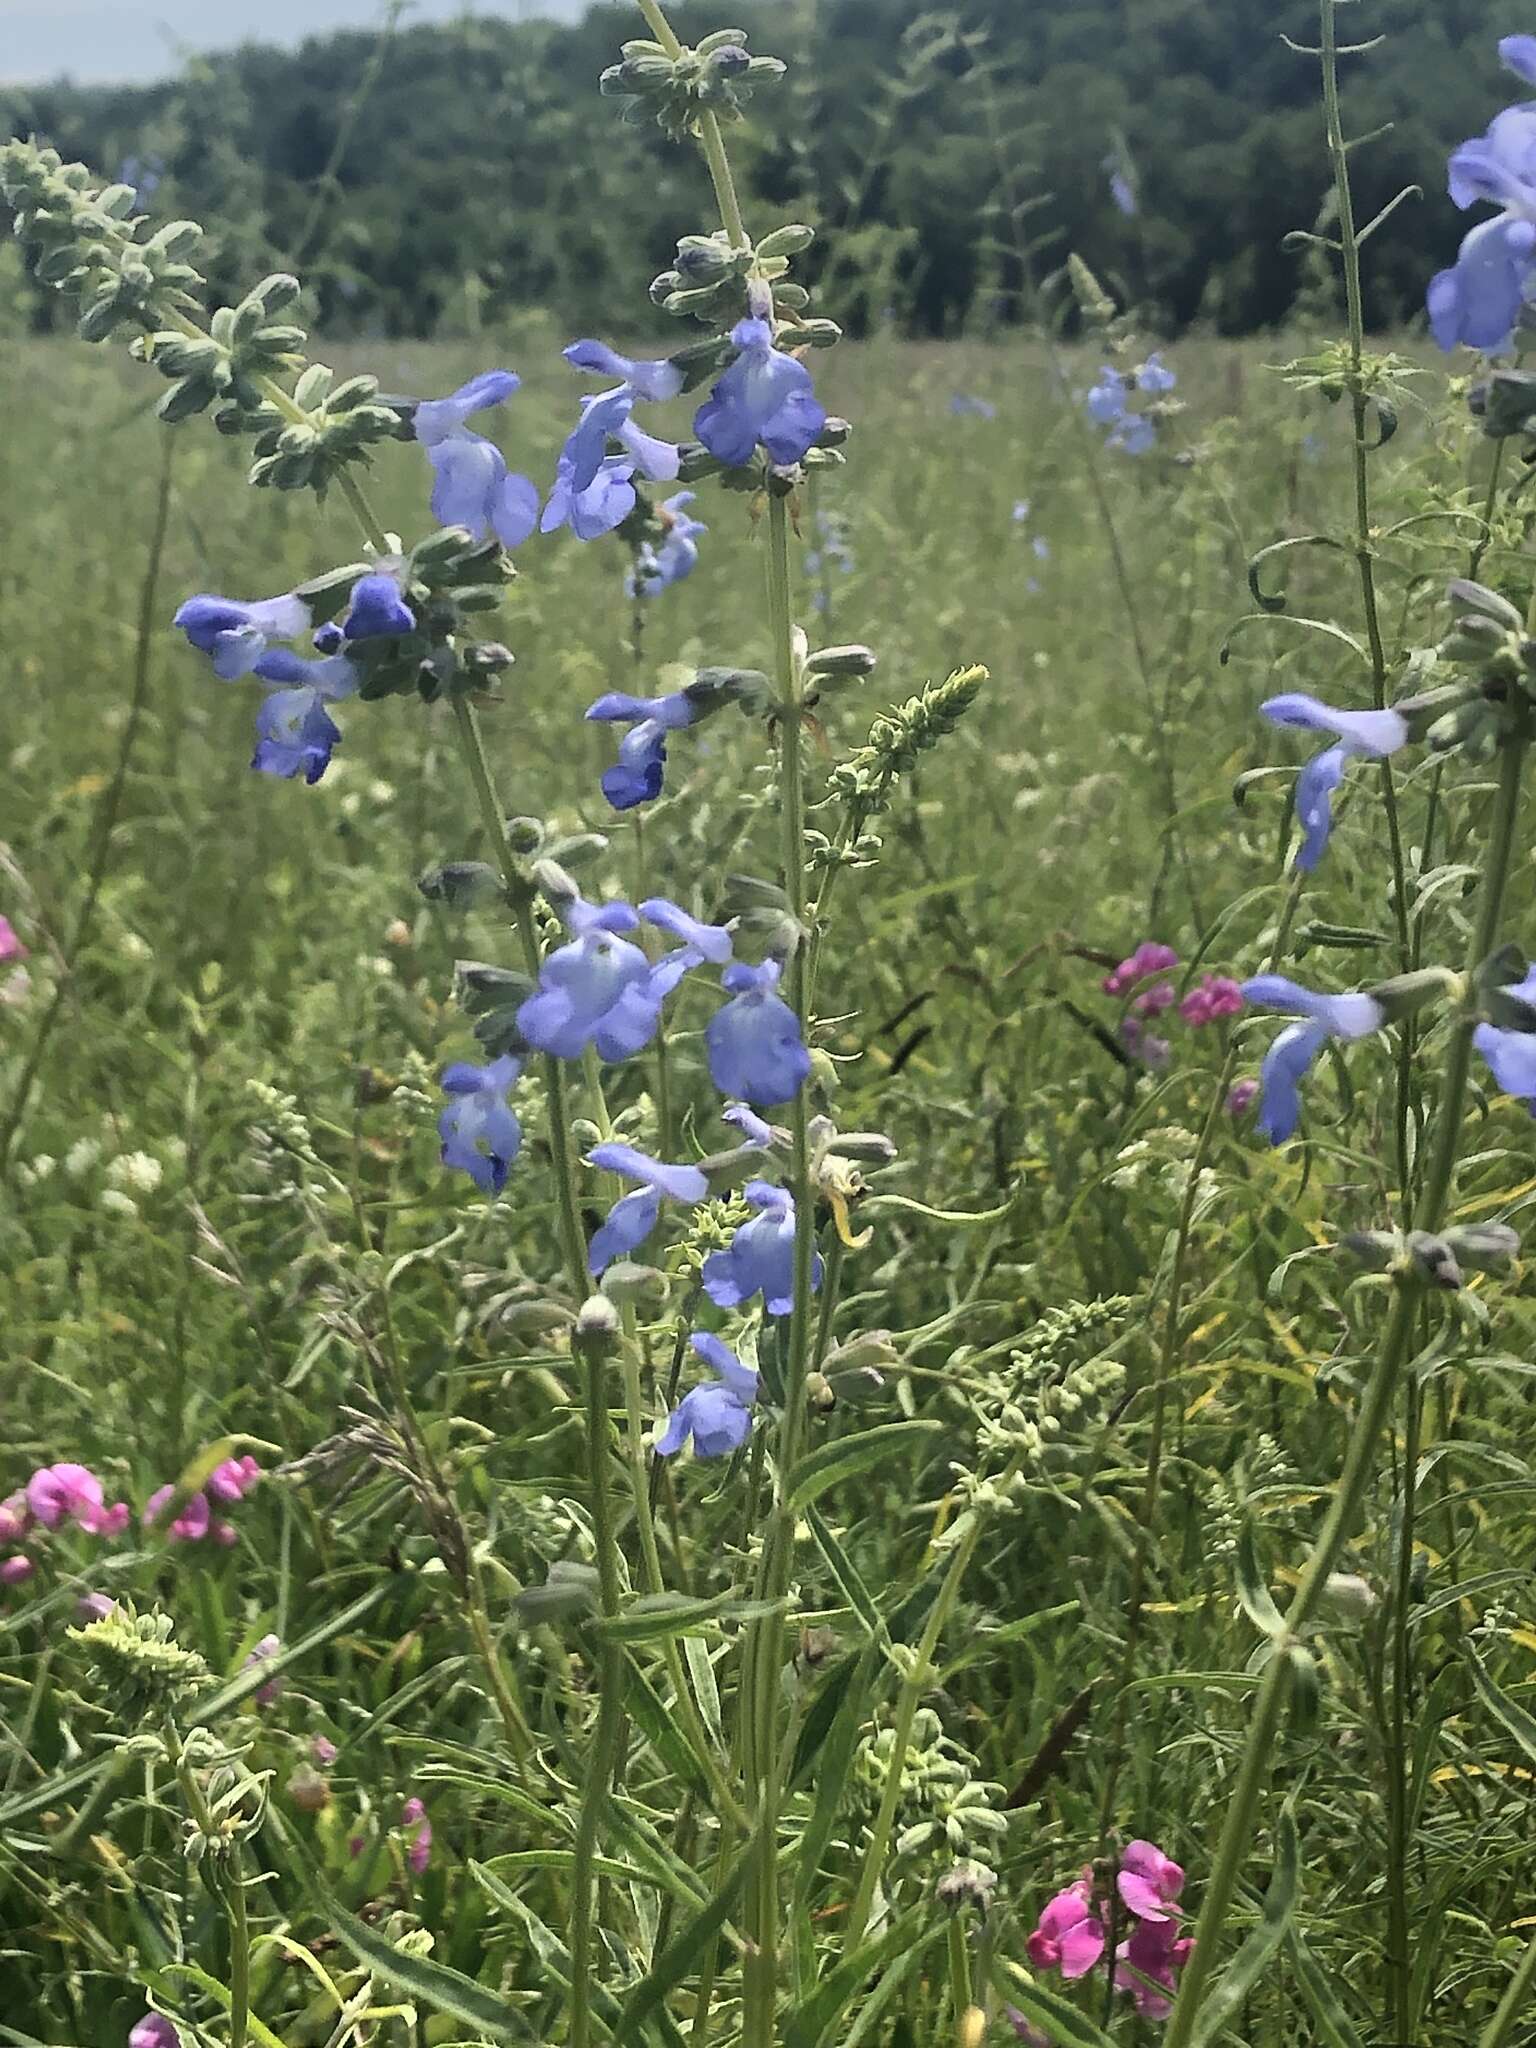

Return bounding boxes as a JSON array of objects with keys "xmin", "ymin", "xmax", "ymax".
[
  {"xmin": 1, "ymin": 1463, "xmax": 131, "ymax": 1587},
  {"xmin": 0, "ymin": 914, "xmax": 29, "ymax": 1009},
  {"xmin": 1100, "ymin": 942, "xmax": 1248, "ymax": 1084},
  {"xmin": 142, "ymin": 1454, "xmax": 261, "ymax": 1547},
  {"xmin": 1026, "ymin": 1839, "xmax": 1193, "ymax": 2022},
  {"xmin": 242, "ymin": 1631, "xmax": 283, "ymax": 1705}
]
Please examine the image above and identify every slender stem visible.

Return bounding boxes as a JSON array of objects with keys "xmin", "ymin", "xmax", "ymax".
[
  {"xmin": 228, "ymin": 1852, "xmax": 251, "ymax": 2048},
  {"xmin": 1164, "ymin": 731, "xmax": 1528, "ymax": 2048},
  {"xmin": 700, "ymin": 115, "xmax": 750, "ymax": 250},
  {"xmin": 570, "ymin": 1315, "xmax": 627, "ymax": 2048},
  {"xmin": 947, "ymin": 1914, "xmax": 973, "ymax": 2028},
  {"xmin": 0, "ymin": 437, "xmax": 175, "ymax": 1175},
  {"xmin": 846, "ymin": 1512, "xmax": 984, "ymax": 1946},
  {"xmin": 1384, "ymin": 1371, "xmax": 1422, "ymax": 2040}
]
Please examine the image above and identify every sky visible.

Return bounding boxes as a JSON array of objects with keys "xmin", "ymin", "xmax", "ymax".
[{"xmin": 2, "ymin": 1, "xmax": 589, "ymax": 85}]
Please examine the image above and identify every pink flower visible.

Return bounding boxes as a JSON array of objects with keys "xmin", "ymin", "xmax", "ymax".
[
  {"xmin": 211, "ymin": 1519, "xmax": 240, "ymax": 1547},
  {"xmin": 207, "ymin": 1455, "xmax": 261, "ymax": 1504},
  {"xmin": 1025, "ymin": 1881, "xmax": 1105, "ymax": 1979},
  {"xmin": 1103, "ymin": 941, "xmax": 1179, "ymax": 998},
  {"xmin": 0, "ymin": 1494, "xmax": 32, "ymax": 1546},
  {"xmin": 129, "ymin": 2016, "xmax": 180, "ymax": 2048},
  {"xmin": 25, "ymin": 1463, "xmax": 126, "ymax": 1536},
  {"xmin": 1227, "ymin": 1078, "xmax": 1259, "ymax": 1119},
  {"xmin": 143, "ymin": 1485, "xmax": 212, "ymax": 1542},
  {"xmin": 400, "ymin": 1795, "xmax": 433, "ymax": 1873},
  {"xmin": 1180, "ymin": 976, "xmax": 1245, "ymax": 1028},
  {"xmin": 1, "ymin": 1555, "xmax": 35, "ymax": 1586},
  {"xmin": 1004, "ymin": 2012, "xmax": 1051, "ymax": 2048},
  {"xmin": 1115, "ymin": 1917, "xmax": 1193, "ymax": 2021},
  {"xmin": 312, "ymin": 1735, "xmax": 339, "ymax": 1766},
  {"xmin": 74, "ymin": 1591, "xmax": 117, "ymax": 1624},
  {"xmin": 1117, "ymin": 1839, "xmax": 1185, "ymax": 1922},
  {"xmin": 1132, "ymin": 980, "xmax": 1177, "ymax": 1018},
  {"xmin": 242, "ymin": 1633, "xmax": 283, "ymax": 1705},
  {"xmin": 1121, "ymin": 1017, "xmax": 1171, "ymax": 1070},
  {"xmin": 0, "ymin": 916, "xmax": 26, "ymax": 963}
]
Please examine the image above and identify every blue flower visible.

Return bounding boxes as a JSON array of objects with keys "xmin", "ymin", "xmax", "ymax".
[
  {"xmin": 694, "ymin": 318, "xmax": 827, "ymax": 468},
  {"xmin": 563, "ymin": 339, "xmax": 684, "ymax": 404},
  {"xmin": 1502, "ymin": 34, "xmax": 1536, "ymax": 85},
  {"xmin": 173, "ymin": 589, "xmax": 312, "ymax": 679},
  {"xmin": 1109, "ymin": 168, "xmax": 1138, "ymax": 217},
  {"xmin": 1261, "ymin": 693, "xmax": 1409, "ymax": 872},
  {"xmin": 701, "ymin": 1181, "xmax": 822, "ymax": 1317},
  {"xmin": 586, "ymin": 1141, "xmax": 708, "ymax": 1275},
  {"xmin": 438, "ymin": 1055, "xmax": 523, "ymax": 1193},
  {"xmin": 706, "ymin": 959, "xmax": 811, "ymax": 1106},
  {"xmin": 344, "ymin": 572, "xmax": 415, "ymax": 641},
  {"xmin": 640, "ymin": 897, "xmax": 735, "ymax": 964},
  {"xmin": 1474, "ymin": 955, "xmax": 1536, "ymax": 1110},
  {"xmin": 1428, "ymin": 92, "xmax": 1536, "ymax": 351},
  {"xmin": 585, "ymin": 690, "xmax": 701, "ymax": 810},
  {"xmin": 1107, "ymin": 413, "xmax": 1157, "ymax": 456},
  {"xmin": 245, "ymin": 649, "xmax": 359, "ymax": 783},
  {"xmin": 1086, "ymin": 368, "xmax": 1127, "ymax": 425},
  {"xmin": 516, "ymin": 895, "xmax": 653, "ymax": 1061},
  {"xmin": 413, "ymin": 371, "xmax": 541, "ymax": 548},
  {"xmin": 1240, "ymin": 976, "xmax": 1385, "ymax": 1145},
  {"xmin": 654, "ymin": 1333, "xmax": 759, "ymax": 1458},
  {"xmin": 1138, "ymin": 352, "xmax": 1176, "ymax": 394},
  {"xmin": 540, "ymin": 450, "xmax": 640, "ymax": 542},
  {"xmin": 722, "ymin": 1102, "xmax": 776, "ymax": 1148},
  {"xmin": 949, "ymin": 393, "xmax": 998, "ymax": 420},
  {"xmin": 630, "ymin": 493, "xmax": 707, "ymax": 598}
]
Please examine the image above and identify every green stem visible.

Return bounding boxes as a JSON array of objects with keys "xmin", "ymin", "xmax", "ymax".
[
  {"xmin": 1384, "ymin": 1370, "xmax": 1422, "ymax": 2041},
  {"xmin": 570, "ymin": 1312, "xmax": 628, "ymax": 2048},
  {"xmin": 1163, "ymin": 730, "xmax": 1528, "ymax": 2048},
  {"xmin": 228, "ymin": 1850, "xmax": 251, "ymax": 2048},
  {"xmin": 845, "ymin": 1512, "xmax": 984, "ymax": 1947}
]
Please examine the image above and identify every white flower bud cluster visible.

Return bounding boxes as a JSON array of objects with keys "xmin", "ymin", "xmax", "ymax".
[{"xmin": 852, "ymin": 1708, "xmax": 1007, "ymax": 1865}]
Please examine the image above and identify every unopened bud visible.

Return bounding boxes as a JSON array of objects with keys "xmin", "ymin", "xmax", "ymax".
[
  {"xmin": 805, "ymin": 644, "xmax": 877, "ymax": 680},
  {"xmin": 1324, "ymin": 1572, "xmax": 1377, "ymax": 1621}
]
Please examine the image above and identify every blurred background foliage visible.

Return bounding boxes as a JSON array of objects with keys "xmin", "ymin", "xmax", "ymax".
[{"xmin": 0, "ymin": 0, "xmax": 1524, "ymax": 343}]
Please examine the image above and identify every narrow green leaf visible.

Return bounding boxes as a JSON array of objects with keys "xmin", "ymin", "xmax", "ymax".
[
  {"xmin": 619, "ymin": 1648, "xmax": 710, "ymax": 1796},
  {"xmin": 795, "ymin": 1641, "xmax": 877, "ymax": 1906},
  {"xmin": 0, "ymin": 1751, "xmax": 118, "ymax": 1829},
  {"xmin": 1234, "ymin": 1520, "xmax": 1286, "ymax": 1640},
  {"xmin": 1287, "ymin": 1927, "xmax": 1368, "ymax": 2048},
  {"xmin": 806, "ymin": 1500, "xmax": 889, "ymax": 1643},
  {"xmin": 316, "ymin": 1882, "xmax": 531, "ymax": 2040},
  {"xmin": 786, "ymin": 1911, "xmax": 923, "ymax": 2048},
  {"xmin": 787, "ymin": 1421, "xmax": 942, "ymax": 1511},
  {"xmin": 595, "ymin": 1589, "xmax": 735, "ymax": 1644},
  {"xmin": 612, "ymin": 1828, "xmax": 753, "ymax": 2047},
  {"xmin": 152, "ymin": 1967, "xmax": 286, "ymax": 2048},
  {"xmin": 1466, "ymin": 1645, "xmax": 1536, "ymax": 1768},
  {"xmin": 184, "ymin": 1581, "xmax": 394, "ymax": 1725},
  {"xmin": 1188, "ymin": 1808, "xmax": 1301, "ymax": 2048}
]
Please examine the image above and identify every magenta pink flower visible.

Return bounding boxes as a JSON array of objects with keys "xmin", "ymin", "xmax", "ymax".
[
  {"xmin": 74, "ymin": 1591, "xmax": 117, "ymax": 1624},
  {"xmin": 312, "ymin": 1735, "xmax": 339, "ymax": 1766},
  {"xmin": 1180, "ymin": 976, "xmax": 1245, "ymax": 1028},
  {"xmin": 26, "ymin": 1463, "xmax": 126, "ymax": 1536},
  {"xmin": 0, "ymin": 916, "xmax": 26, "ymax": 963},
  {"xmin": 211, "ymin": 1518, "xmax": 239, "ymax": 1547},
  {"xmin": 1117, "ymin": 1838, "xmax": 1185, "ymax": 1922},
  {"xmin": 207, "ymin": 1455, "xmax": 261, "ymax": 1504},
  {"xmin": 1227, "ymin": 1078, "xmax": 1259, "ymax": 1118},
  {"xmin": 1115, "ymin": 1918, "xmax": 1193, "ymax": 2020},
  {"xmin": 1, "ymin": 1554, "xmax": 35, "ymax": 1586},
  {"xmin": 1103, "ymin": 941, "xmax": 1179, "ymax": 998},
  {"xmin": 129, "ymin": 2016, "xmax": 180, "ymax": 2048},
  {"xmin": 0, "ymin": 1494, "xmax": 32, "ymax": 1546},
  {"xmin": 1025, "ymin": 1881, "xmax": 1105, "ymax": 1979},
  {"xmin": 400, "ymin": 1795, "xmax": 433, "ymax": 1873},
  {"xmin": 1132, "ymin": 979, "xmax": 1177, "ymax": 1018}
]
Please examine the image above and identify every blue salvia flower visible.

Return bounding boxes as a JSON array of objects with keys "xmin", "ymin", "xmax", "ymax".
[
  {"xmin": 639, "ymin": 897, "xmax": 735, "ymax": 965},
  {"xmin": 516, "ymin": 895, "xmax": 654, "ymax": 1060},
  {"xmin": 438, "ymin": 1055, "xmax": 523, "ymax": 1193},
  {"xmin": 540, "ymin": 453, "xmax": 640, "ymax": 542},
  {"xmin": 173, "ymin": 589, "xmax": 313, "ymax": 678},
  {"xmin": 1086, "ymin": 367, "xmax": 1127, "ymax": 426},
  {"xmin": 654, "ymin": 1333, "xmax": 759, "ymax": 1458},
  {"xmin": 585, "ymin": 689, "xmax": 701, "ymax": 810},
  {"xmin": 1261, "ymin": 693, "xmax": 1409, "ymax": 872},
  {"xmin": 722, "ymin": 1103, "xmax": 776, "ymax": 1148},
  {"xmin": 1427, "ymin": 41, "xmax": 1536, "ymax": 351},
  {"xmin": 343, "ymin": 571, "xmax": 416, "ymax": 641},
  {"xmin": 1138, "ymin": 352, "xmax": 1177, "ymax": 394},
  {"xmin": 563, "ymin": 339, "xmax": 684, "ymax": 403},
  {"xmin": 246, "ymin": 650, "xmax": 359, "ymax": 782},
  {"xmin": 543, "ymin": 348, "xmax": 684, "ymax": 542},
  {"xmin": 701, "ymin": 1180, "xmax": 823, "ymax": 1317},
  {"xmin": 1240, "ymin": 976, "xmax": 1386, "ymax": 1145},
  {"xmin": 1475, "ymin": 959, "xmax": 1536, "ymax": 1110},
  {"xmin": 629, "ymin": 493, "xmax": 707, "ymax": 599},
  {"xmin": 586, "ymin": 1141, "xmax": 709, "ymax": 1275},
  {"xmin": 412, "ymin": 371, "xmax": 540, "ymax": 547},
  {"xmin": 1108, "ymin": 166, "xmax": 1138, "ymax": 217},
  {"xmin": 694, "ymin": 317, "xmax": 827, "ymax": 468},
  {"xmin": 1107, "ymin": 412, "xmax": 1157, "ymax": 456},
  {"xmin": 706, "ymin": 959, "xmax": 811, "ymax": 1106}
]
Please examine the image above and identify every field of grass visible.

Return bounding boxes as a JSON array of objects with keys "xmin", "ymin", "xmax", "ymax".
[{"xmin": 4, "ymin": 242, "xmax": 1536, "ymax": 2048}]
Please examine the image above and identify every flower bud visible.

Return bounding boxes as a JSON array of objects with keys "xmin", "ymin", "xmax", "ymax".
[
  {"xmin": 574, "ymin": 1294, "xmax": 622, "ymax": 1348},
  {"xmin": 417, "ymin": 861, "xmax": 502, "ymax": 910},
  {"xmin": 287, "ymin": 1764, "xmax": 330, "ymax": 1813},
  {"xmin": 805, "ymin": 644, "xmax": 877, "ymax": 680},
  {"xmin": 1323, "ymin": 1572, "xmax": 1377, "ymax": 1621}
]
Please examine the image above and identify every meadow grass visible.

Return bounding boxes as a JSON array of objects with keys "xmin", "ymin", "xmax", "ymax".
[{"xmin": 4, "ymin": 308, "xmax": 1536, "ymax": 2048}]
